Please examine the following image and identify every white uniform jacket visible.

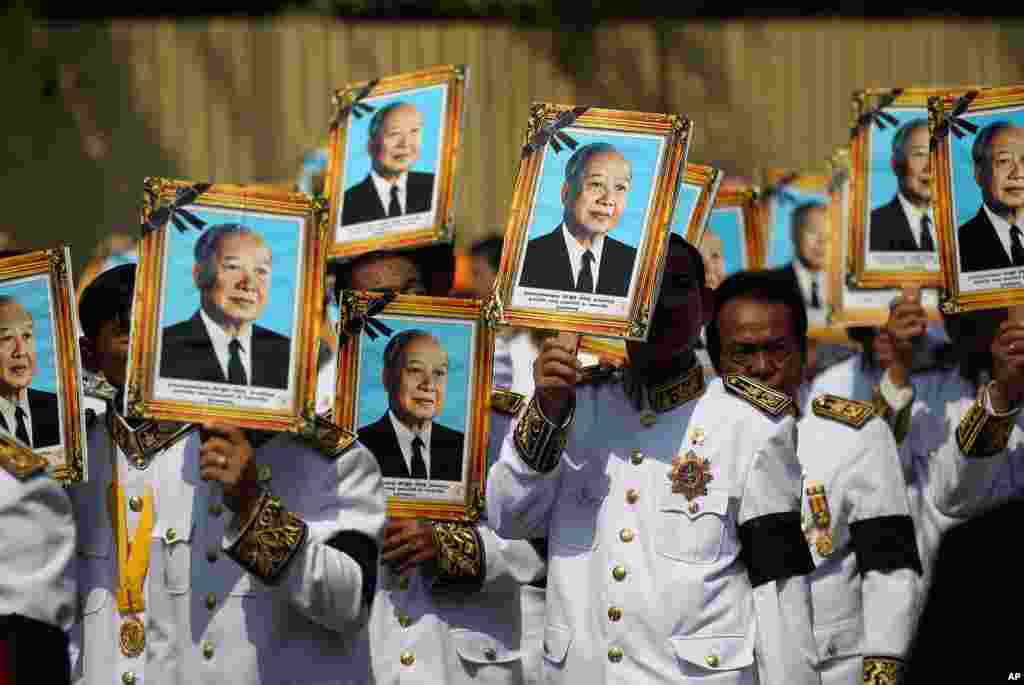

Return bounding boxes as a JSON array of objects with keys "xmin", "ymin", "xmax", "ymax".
[
  {"xmin": 487, "ymin": 375, "xmax": 820, "ymax": 685},
  {"xmin": 144, "ymin": 432, "xmax": 385, "ymax": 685},
  {"xmin": 797, "ymin": 394, "xmax": 921, "ymax": 685}
]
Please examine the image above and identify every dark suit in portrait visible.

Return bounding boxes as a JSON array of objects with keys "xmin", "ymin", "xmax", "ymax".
[
  {"xmin": 160, "ymin": 312, "xmax": 290, "ymax": 389},
  {"xmin": 869, "ymin": 196, "xmax": 925, "ymax": 252},
  {"xmin": 358, "ymin": 413, "xmax": 464, "ymax": 481},
  {"xmin": 340, "ymin": 172, "xmax": 435, "ymax": 226},
  {"xmin": 957, "ymin": 208, "xmax": 1014, "ymax": 273},
  {"xmin": 0, "ymin": 388, "xmax": 61, "ymax": 449},
  {"xmin": 518, "ymin": 226, "xmax": 637, "ymax": 298}
]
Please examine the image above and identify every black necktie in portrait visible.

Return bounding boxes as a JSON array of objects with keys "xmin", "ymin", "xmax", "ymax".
[
  {"xmin": 1011, "ymin": 225, "xmax": 1024, "ymax": 267},
  {"xmin": 410, "ymin": 435, "xmax": 428, "ymax": 478},
  {"xmin": 577, "ymin": 250, "xmax": 595, "ymax": 293},
  {"xmin": 15, "ymin": 406, "xmax": 31, "ymax": 448},
  {"xmin": 228, "ymin": 339, "xmax": 248, "ymax": 385},
  {"xmin": 919, "ymin": 215, "xmax": 935, "ymax": 252},
  {"xmin": 389, "ymin": 185, "xmax": 402, "ymax": 218},
  {"xmin": 810, "ymin": 277, "xmax": 821, "ymax": 309}
]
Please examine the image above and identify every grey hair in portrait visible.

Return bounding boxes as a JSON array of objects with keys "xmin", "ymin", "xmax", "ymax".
[
  {"xmin": 382, "ymin": 329, "xmax": 441, "ymax": 375},
  {"xmin": 368, "ymin": 101, "xmax": 412, "ymax": 143},
  {"xmin": 789, "ymin": 201, "xmax": 828, "ymax": 247},
  {"xmin": 563, "ymin": 142, "xmax": 628, "ymax": 198},
  {"xmin": 891, "ymin": 118, "xmax": 928, "ymax": 171},
  {"xmin": 193, "ymin": 223, "xmax": 266, "ymax": 290},
  {"xmin": 972, "ymin": 120, "xmax": 1017, "ymax": 180}
]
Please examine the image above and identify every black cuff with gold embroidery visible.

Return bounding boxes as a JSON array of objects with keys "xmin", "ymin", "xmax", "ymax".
[
  {"xmin": 955, "ymin": 385, "xmax": 1017, "ymax": 459},
  {"xmin": 431, "ymin": 521, "xmax": 485, "ymax": 590},
  {"xmin": 226, "ymin": 491, "xmax": 309, "ymax": 585},
  {"xmin": 871, "ymin": 386, "xmax": 912, "ymax": 446},
  {"xmin": 513, "ymin": 395, "xmax": 572, "ymax": 473},
  {"xmin": 863, "ymin": 655, "xmax": 905, "ymax": 685}
]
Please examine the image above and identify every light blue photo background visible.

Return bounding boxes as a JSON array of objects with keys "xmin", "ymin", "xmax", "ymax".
[
  {"xmin": 765, "ymin": 186, "xmax": 829, "ymax": 268},
  {"xmin": 341, "ymin": 84, "xmax": 447, "ymax": 190},
  {"xmin": 949, "ymin": 106, "xmax": 1024, "ymax": 227},
  {"xmin": 526, "ymin": 129, "xmax": 665, "ymax": 249},
  {"xmin": 0, "ymin": 276, "xmax": 58, "ymax": 394},
  {"xmin": 706, "ymin": 206, "xmax": 748, "ymax": 277},
  {"xmin": 160, "ymin": 206, "xmax": 303, "ymax": 338},
  {"xmin": 356, "ymin": 317, "xmax": 473, "ymax": 435},
  {"xmin": 671, "ymin": 182, "xmax": 702, "ymax": 237},
  {"xmin": 868, "ymin": 107, "xmax": 928, "ymax": 212}
]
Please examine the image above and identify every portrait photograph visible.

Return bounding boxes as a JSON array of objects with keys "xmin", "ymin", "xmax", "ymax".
[
  {"xmin": 930, "ymin": 86, "xmax": 1024, "ymax": 312},
  {"xmin": 324, "ymin": 65, "xmax": 467, "ymax": 259},
  {"xmin": 332, "ymin": 293, "xmax": 493, "ymax": 521},
  {"xmin": 672, "ymin": 163, "xmax": 723, "ymax": 247},
  {"xmin": 128, "ymin": 179, "xmax": 325, "ymax": 433},
  {"xmin": 0, "ymin": 248, "xmax": 88, "ymax": 484},
  {"xmin": 699, "ymin": 185, "xmax": 763, "ymax": 290},
  {"xmin": 497, "ymin": 104, "xmax": 691, "ymax": 341}
]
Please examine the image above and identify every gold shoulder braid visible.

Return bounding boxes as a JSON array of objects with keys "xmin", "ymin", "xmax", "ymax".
[
  {"xmin": 578, "ymin": 362, "xmax": 619, "ymax": 386},
  {"xmin": 431, "ymin": 521, "xmax": 485, "ymax": 589},
  {"xmin": 811, "ymin": 394, "xmax": 875, "ymax": 429},
  {"xmin": 513, "ymin": 395, "xmax": 572, "ymax": 473},
  {"xmin": 225, "ymin": 491, "xmax": 309, "ymax": 584},
  {"xmin": 723, "ymin": 375, "xmax": 794, "ymax": 417},
  {"xmin": 301, "ymin": 413, "xmax": 357, "ymax": 458},
  {"xmin": 871, "ymin": 386, "xmax": 912, "ymax": 445},
  {"xmin": 955, "ymin": 383, "xmax": 1018, "ymax": 459},
  {"xmin": 491, "ymin": 388, "xmax": 526, "ymax": 416},
  {"xmin": 0, "ymin": 436, "xmax": 48, "ymax": 480},
  {"xmin": 863, "ymin": 655, "xmax": 905, "ymax": 685},
  {"xmin": 108, "ymin": 411, "xmax": 197, "ymax": 469}
]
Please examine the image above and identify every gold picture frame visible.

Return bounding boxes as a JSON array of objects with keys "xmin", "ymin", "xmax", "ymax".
[
  {"xmin": 323, "ymin": 65, "xmax": 467, "ymax": 259},
  {"xmin": 332, "ymin": 292, "xmax": 494, "ymax": 522},
  {"xmin": 0, "ymin": 248, "xmax": 88, "ymax": 484},
  {"xmin": 700, "ymin": 184, "xmax": 764, "ymax": 287},
  {"xmin": 675, "ymin": 163, "xmax": 724, "ymax": 246},
  {"xmin": 930, "ymin": 85, "xmax": 1024, "ymax": 313},
  {"xmin": 494, "ymin": 103, "xmax": 692, "ymax": 341},
  {"xmin": 127, "ymin": 178, "xmax": 326, "ymax": 433}
]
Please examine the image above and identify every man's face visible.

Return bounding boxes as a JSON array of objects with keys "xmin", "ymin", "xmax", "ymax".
[
  {"xmin": 797, "ymin": 207, "xmax": 828, "ymax": 272},
  {"xmin": 369, "ymin": 105, "xmax": 423, "ymax": 179},
  {"xmin": 717, "ymin": 297, "xmax": 803, "ymax": 397},
  {"xmin": 348, "ymin": 254, "xmax": 426, "ymax": 294},
  {"xmin": 562, "ymin": 151, "xmax": 632, "ymax": 239},
  {"xmin": 895, "ymin": 125, "xmax": 932, "ymax": 206},
  {"xmin": 468, "ymin": 255, "xmax": 498, "ymax": 299},
  {"xmin": 89, "ymin": 316, "xmax": 132, "ymax": 388},
  {"xmin": 0, "ymin": 302, "xmax": 36, "ymax": 396},
  {"xmin": 978, "ymin": 126, "xmax": 1024, "ymax": 212},
  {"xmin": 197, "ymin": 232, "xmax": 272, "ymax": 328},
  {"xmin": 640, "ymin": 240, "xmax": 707, "ymax": 361},
  {"xmin": 699, "ymin": 231, "xmax": 726, "ymax": 289},
  {"xmin": 386, "ymin": 336, "xmax": 448, "ymax": 426}
]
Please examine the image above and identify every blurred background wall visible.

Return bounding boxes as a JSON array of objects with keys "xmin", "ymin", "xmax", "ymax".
[{"xmin": 4, "ymin": 12, "xmax": 1023, "ymax": 276}]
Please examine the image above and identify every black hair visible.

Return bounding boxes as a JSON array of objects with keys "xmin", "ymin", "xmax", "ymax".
[
  {"xmin": 789, "ymin": 201, "xmax": 828, "ymax": 252},
  {"xmin": 78, "ymin": 263, "xmax": 136, "ymax": 341},
  {"xmin": 891, "ymin": 118, "xmax": 929, "ymax": 171}
]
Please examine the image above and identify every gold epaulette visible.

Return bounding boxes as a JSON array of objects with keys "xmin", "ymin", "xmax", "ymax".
[
  {"xmin": 955, "ymin": 384, "xmax": 1016, "ymax": 459},
  {"xmin": 490, "ymin": 388, "xmax": 526, "ymax": 416},
  {"xmin": 0, "ymin": 437, "xmax": 48, "ymax": 481},
  {"xmin": 302, "ymin": 412, "xmax": 358, "ymax": 458},
  {"xmin": 863, "ymin": 655, "xmax": 905, "ymax": 685},
  {"xmin": 811, "ymin": 394, "xmax": 876, "ymax": 429},
  {"xmin": 225, "ymin": 491, "xmax": 309, "ymax": 585},
  {"xmin": 722, "ymin": 375, "xmax": 794, "ymax": 417},
  {"xmin": 579, "ymin": 363, "xmax": 619, "ymax": 386},
  {"xmin": 431, "ymin": 521, "xmax": 484, "ymax": 590}
]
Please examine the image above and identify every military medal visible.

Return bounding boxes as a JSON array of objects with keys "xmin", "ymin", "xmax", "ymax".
[
  {"xmin": 668, "ymin": 450, "xmax": 713, "ymax": 501},
  {"xmin": 805, "ymin": 481, "xmax": 834, "ymax": 557},
  {"xmin": 119, "ymin": 616, "xmax": 146, "ymax": 657}
]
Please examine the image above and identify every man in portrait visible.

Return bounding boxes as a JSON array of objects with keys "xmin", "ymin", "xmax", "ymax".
[
  {"xmin": 358, "ymin": 329, "xmax": 464, "ymax": 481},
  {"xmin": 518, "ymin": 142, "xmax": 638, "ymax": 297},
  {"xmin": 869, "ymin": 118, "xmax": 937, "ymax": 252},
  {"xmin": 341, "ymin": 101, "xmax": 435, "ymax": 226},
  {"xmin": 958, "ymin": 121, "xmax": 1024, "ymax": 272},
  {"xmin": 698, "ymin": 226, "xmax": 727, "ymax": 289},
  {"xmin": 779, "ymin": 202, "xmax": 829, "ymax": 321},
  {"xmin": 0, "ymin": 295, "xmax": 60, "ymax": 449},
  {"xmin": 160, "ymin": 223, "xmax": 290, "ymax": 389}
]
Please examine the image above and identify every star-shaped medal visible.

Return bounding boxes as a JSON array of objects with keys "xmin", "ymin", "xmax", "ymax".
[{"xmin": 668, "ymin": 450, "xmax": 713, "ymax": 501}]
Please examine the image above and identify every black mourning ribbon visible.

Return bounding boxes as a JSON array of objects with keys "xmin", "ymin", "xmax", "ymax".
[
  {"xmin": 341, "ymin": 291, "xmax": 397, "ymax": 341},
  {"xmin": 522, "ymin": 106, "xmax": 589, "ymax": 158},
  {"xmin": 142, "ymin": 183, "xmax": 211, "ymax": 237},
  {"xmin": 329, "ymin": 79, "xmax": 380, "ymax": 131},
  {"xmin": 931, "ymin": 90, "xmax": 980, "ymax": 150},
  {"xmin": 828, "ymin": 166, "xmax": 849, "ymax": 194},
  {"xmin": 850, "ymin": 88, "xmax": 904, "ymax": 139},
  {"xmin": 761, "ymin": 172, "xmax": 802, "ymax": 207}
]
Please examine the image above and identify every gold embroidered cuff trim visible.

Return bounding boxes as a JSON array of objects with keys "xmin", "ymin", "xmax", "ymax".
[
  {"xmin": 513, "ymin": 395, "xmax": 572, "ymax": 473},
  {"xmin": 0, "ymin": 436, "xmax": 48, "ymax": 480},
  {"xmin": 431, "ymin": 521, "xmax": 485, "ymax": 589},
  {"xmin": 226, "ymin": 492, "xmax": 309, "ymax": 585},
  {"xmin": 491, "ymin": 388, "xmax": 526, "ymax": 416},
  {"xmin": 299, "ymin": 413, "xmax": 357, "ymax": 458},
  {"xmin": 955, "ymin": 385, "xmax": 1016, "ymax": 459},
  {"xmin": 862, "ymin": 655, "xmax": 905, "ymax": 685}
]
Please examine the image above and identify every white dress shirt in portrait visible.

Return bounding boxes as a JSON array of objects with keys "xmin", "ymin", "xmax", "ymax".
[
  {"xmin": 199, "ymin": 307, "xmax": 253, "ymax": 383},
  {"xmin": 0, "ymin": 391, "xmax": 33, "ymax": 447},
  {"xmin": 982, "ymin": 203, "xmax": 1019, "ymax": 264},
  {"xmin": 560, "ymin": 223, "xmax": 606, "ymax": 292},
  {"xmin": 388, "ymin": 409, "xmax": 432, "ymax": 477},
  {"xmin": 897, "ymin": 191, "xmax": 935, "ymax": 248},
  {"xmin": 371, "ymin": 170, "xmax": 408, "ymax": 216},
  {"xmin": 792, "ymin": 258, "xmax": 827, "ymax": 315}
]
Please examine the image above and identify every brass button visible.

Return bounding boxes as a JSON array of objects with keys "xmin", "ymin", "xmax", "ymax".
[
  {"xmin": 483, "ymin": 647, "xmax": 497, "ymax": 661},
  {"xmin": 207, "ymin": 548, "xmax": 219, "ymax": 563},
  {"xmin": 400, "ymin": 650, "xmax": 415, "ymax": 667},
  {"xmin": 608, "ymin": 646, "xmax": 624, "ymax": 663},
  {"xmin": 398, "ymin": 575, "xmax": 410, "ymax": 591},
  {"xmin": 205, "ymin": 593, "xmax": 216, "ymax": 610},
  {"xmin": 630, "ymin": 450, "xmax": 644, "ymax": 465},
  {"xmin": 165, "ymin": 528, "xmax": 177, "ymax": 542},
  {"xmin": 257, "ymin": 464, "xmax": 272, "ymax": 483},
  {"xmin": 689, "ymin": 501, "xmax": 700, "ymax": 514},
  {"xmin": 619, "ymin": 528, "xmax": 634, "ymax": 543},
  {"xmin": 202, "ymin": 641, "xmax": 215, "ymax": 659},
  {"xmin": 612, "ymin": 565, "xmax": 627, "ymax": 581},
  {"xmin": 398, "ymin": 614, "xmax": 412, "ymax": 628},
  {"xmin": 625, "ymin": 489, "xmax": 639, "ymax": 504},
  {"xmin": 705, "ymin": 654, "xmax": 720, "ymax": 667},
  {"xmin": 122, "ymin": 672, "xmax": 137, "ymax": 685},
  {"xmin": 209, "ymin": 502, "xmax": 224, "ymax": 517},
  {"xmin": 128, "ymin": 496, "xmax": 143, "ymax": 512},
  {"xmin": 608, "ymin": 606, "xmax": 623, "ymax": 622}
]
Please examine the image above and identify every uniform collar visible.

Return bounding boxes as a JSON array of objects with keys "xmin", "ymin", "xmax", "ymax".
[{"xmin": 623, "ymin": 362, "xmax": 705, "ymax": 414}]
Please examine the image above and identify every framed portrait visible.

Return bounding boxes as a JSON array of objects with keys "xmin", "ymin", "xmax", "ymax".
[
  {"xmin": 332, "ymin": 292, "xmax": 493, "ymax": 521},
  {"xmin": 0, "ymin": 248, "xmax": 88, "ymax": 484},
  {"xmin": 323, "ymin": 65, "xmax": 467, "ymax": 259},
  {"xmin": 699, "ymin": 185, "xmax": 763, "ymax": 290},
  {"xmin": 930, "ymin": 86, "xmax": 1024, "ymax": 313},
  {"xmin": 494, "ymin": 104, "xmax": 691, "ymax": 341},
  {"xmin": 127, "ymin": 178, "xmax": 325, "ymax": 433},
  {"xmin": 828, "ymin": 148, "xmax": 942, "ymax": 327},
  {"xmin": 672, "ymin": 163, "xmax": 724, "ymax": 246}
]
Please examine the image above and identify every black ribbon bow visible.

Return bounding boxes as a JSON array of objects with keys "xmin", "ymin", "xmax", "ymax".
[
  {"xmin": 829, "ymin": 166, "xmax": 849, "ymax": 194},
  {"xmin": 142, "ymin": 183, "xmax": 211, "ymax": 237},
  {"xmin": 522, "ymin": 106, "xmax": 589, "ymax": 158},
  {"xmin": 850, "ymin": 89, "xmax": 904, "ymax": 139},
  {"xmin": 761, "ymin": 172, "xmax": 802, "ymax": 206},
  {"xmin": 329, "ymin": 79, "xmax": 380, "ymax": 131},
  {"xmin": 931, "ymin": 90, "xmax": 980, "ymax": 150},
  {"xmin": 341, "ymin": 291, "xmax": 396, "ymax": 341}
]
